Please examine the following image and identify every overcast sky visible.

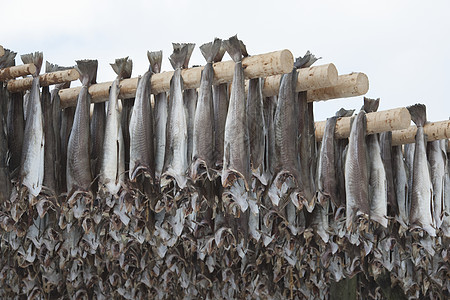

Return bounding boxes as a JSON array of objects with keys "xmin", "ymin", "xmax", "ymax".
[{"xmin": 3, "ymin": 0, "xmax": 450, "ymax": 122}]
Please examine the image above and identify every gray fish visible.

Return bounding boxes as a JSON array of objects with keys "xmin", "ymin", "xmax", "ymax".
[
  {"xmin": 404, "ymin": 142, "xmax": 415, "ymax": 210},
  {"xmin": 67, "ymin": 59, "xmax": 97, "ymax": 197},
  {"xmin": 0, "ymin": 81, "xmax": 11, "ymax": 201},
  {"xmin": 99, "ymin": 57, "xmax": 130, "ymax": 195},
  {"xmin": 222, "ymin": 35, "xmax": 251, "ymax": 191},
  {"xmin": 212, "ymin": 45, "xmax": 228, "ymax": 169},
  {"xmin": 427, "ymin": 139, "xmax": 446, "ymax": 229},
  {"xmin": 129, "ymin": 57, "xmax": 155, "ymax": 181},
  {"xmin": 60, "ymin": 106, "xmax": 75, "ymax": 193},
  {"xmin": 7, "ymin": 91, "xmax": 24, "ymax": 178},
  {"xmin": 90, "ymin": 102, "xmax": 105, "ymax": 179},
  {"xmin": 247, "ymin": 77, "xmax": 266, "ymax": 183},
  {"xmin": 261, "ymin": 96, "xmax": 277, "ymax": 184},
  {"xmin": 364, "ymin": 97, "xmax": 387, "ymax": 227},
  {"xmin": 317, "ymin": 116, "xmax": 339, "ymax": 207},
  {"xmin": 269, "ymin": 68, "xmax": 301, "ymax": 207},
  {"xmin": 41, "ymin": 85, "xmax": 56, "ymax": 193},
  {"xmin": 191, "ymin": 38, "xmax": 221, "ymax": 181},
  {"xmin": 379, "ymin": 131, "xmax": 398, "ymax": 216},
  {"xmin": 443, "ymin": 143, "xmax": 450, "ymax": 237},
  {"xmin": 392, "ymin": 145, "xmax": 409, "ymax": 228},
  {"xmin": 161, "ymin": 44, "xmax": 189, "ymax": 189},
  {"xmin": 148, "ymin": 51, "xmax": 167, "ymax": 180},
  {"xmin": 345, "ymin": 108, "xmax": 369, "ymax": 231},
  {"xmin": 20, "ymin": 52, "xmax": 44, "ymax": 197},
  {"xmin": 407, "ymin": 104, "xmax": 435, "ymax": 236}
]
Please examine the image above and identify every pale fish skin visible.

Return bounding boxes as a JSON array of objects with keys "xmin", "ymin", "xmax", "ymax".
[
  {"xmin": 392, "ymin": 145, "xmax": 409, "ymax": 228},
  {"xmin": 20, "ymin": 52, "xmax": 44, "ymax": 197},
  {"xmin": 427, "ymin": 139, "xmax": 447, "ymax": 229}
]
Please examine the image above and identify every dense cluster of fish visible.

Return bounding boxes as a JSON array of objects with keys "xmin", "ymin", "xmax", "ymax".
[{"xmin": 0, "ymin": 37, "xmax": 449, "ymax": 299}]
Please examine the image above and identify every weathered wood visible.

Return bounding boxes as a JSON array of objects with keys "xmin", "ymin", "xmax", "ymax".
[
  {"xmin": 391, "ymin": 120, "xmax": 450, "ymax": 146},
  {"xmin": 315, "ymin": 107, "xmax": 411, "ymax": 140},
  {"xmin": 307, "ymin": 72, "xmax": 369, "ymax": 102},
  {"xmin": 260, "ymin": 63, "xmax": 338, "ymax": 97},
  {"xmin": 59, "ymin": 49, "xmax": 294, "ymax": 108},
  {"xmin": 0, "ymin": 63, "xmax": 36, "ymax": 81},
  {"xmin": 0, "ymin": 46, "xmax": 4, "ymax": 57},
  {"xmin": 7, "ymin": 68, "xmax": 80, "ymax": 92}
]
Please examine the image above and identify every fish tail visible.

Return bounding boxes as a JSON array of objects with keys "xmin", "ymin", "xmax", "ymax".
[
  {"xmin": 45, "ymin": 61, "xmax": 74, "ymax": 73},
  {"xmin": 294, "ymin": 51, "xmax": 321, "ymax": 69},
  {"xmin": 21, "ymin": 52, "xmax": 43, "ymax": 75},
  {"xmin": 0, "ymin": 49, "xmax": 17, "ymax": 68},
  {"xmin": 213, "ymin": 43, "xmax": 226, "ymax": 63},
  {"xmin": 223, "ymin": 35, "xmax": 245, "ymax": 63},
  {"xmin": 335, "ymin": 108, "xmax": 355, "ymax": 118},
  {"xmin": 75, "ymin": 59, "xmax": 98, "ymax": 86},
  {"xmin": 169, "ymin": 44, "xmax": 189, "ymax": 70},
  {"xmin": 111, "ymin": 57, "xmax": 132, "ymax": 79},
  {"xmin": 147, "ymin": 50, "xmax": 163, "ymax": 74},
  {"xmin": 199, "ymin": 38, "xmax": 222, "ymax": 64},
  {"xmin": 172, "ymin": 43, "xmax": 195, "ymax": 69},
  {"xmin": 407, "ymin": 103, "xmax": 427, "ymax": 127},
  {"xmin": 363, "ymin": 97, "xmax": 380, "ymax": 113}
]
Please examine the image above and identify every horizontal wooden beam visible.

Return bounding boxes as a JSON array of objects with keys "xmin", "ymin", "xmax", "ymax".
[
  {"xmin": 391, "ymin": 120, "xmax": 450, "ymax": 146},
  {"xmin": 307, "ymin": 72, "xmax": 369, "ymax": 102},
  {"xmin": 0, "ymin": 63, "xmax": 36, "ymax": 81},
  {"xmin": 315, "ymin": 107, "xmax": 411, "ymax": 140},
  {"xmin": 59, "ymin": 49, "xmax": 294, "ymax": 108},
  {"xmin": 7, "ymin": 68, "xmax": 80, "ymax": 92}
]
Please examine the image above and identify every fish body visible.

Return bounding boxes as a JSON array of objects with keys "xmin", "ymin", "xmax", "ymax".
[
  {"xmin": 191, "ymin": 39, "xmax": 221, "ymax": 181},
  {"xmin": 20, "ymin": 52, "xmax": 44, "ymax": 197},
  {"xmin": 0, "ymin": 83, "xmax": 11, "ymax": 200},
  {"xmin": 222, "ymin": 36, "xmax": 251, "ymax": 190},
  {"xmin": 345, "ymin": 110, "xmax": 369, "ymax": 230},
  {"xmin": 427, "ymin": 139, "xmax": 446, "ymax": 229},
  {"xmin": 443, "ymin": 146, "xmax": 450, "ymax": 237},
  {"xmin": 408, "ymin": 104, "xmax": 435, "ymax": 236},
  {"xmin": 90, "ymin": 102, "xmax": 105, "ymax": 178},
  {"xmin": 379, "ymin": 131, "xmax": 397, "ymax": 216},
  {"xmin": 129, "ymin": 67, "xmax": 154, "ymax": 181},
  {"xmin": 162, "ymin": 45, "xmax": 189, "ymax": 189},
  {"xmin": 41, "ymin": 86, "xmax": 56, "ymax": 193},
  {"xmin": 67, "ymin": 60, "xmax": 97, "ymax": 196},
  {"xmin": 262, "ymin": 96, "xmax": 277, "ymax": 184},
  {"xmin": 7, "ymin": 91, "xmax": 24, "ymax": 177},
  {"xmin": 392, "ymin": 145, "xmax": 409, "ymax": 227}
]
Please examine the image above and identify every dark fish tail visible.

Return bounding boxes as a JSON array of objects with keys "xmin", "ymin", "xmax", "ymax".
[
  {"xmin": 111, "ymin": 57, "xmax": 132, "ymax": 79},
  {"xmin": 213, "ymin": 43, "xmax": 226, "ymax": 63},
  {"xmin": 294, "ymin": 51, "xmax": 320, "ymax": 69},
  {"xmin": 223, "ymin": 35, "xmax": 243, "ymax": 63},
  {"xmin": 199, "ymin": 38, "xmax": 222, "ymax": 64},
  {"xmin": 46, "ymin": 62, "xmax": 74, "ymax": 89},
  {"xmin": 172, "ymin": 43, "xmax": 195, "ymax": 69},
  {"xmin": 169, "ymin": 44, "xmax": 189, "ymax": 70},
  {"xmin": 20, "ymin": 52, "xmax": 43, "ymax": 76},
  {"xmin": 407, "ymin": 103, "xmax": 427, "ymax": 127},
  {"xmin": 75, "ymin": 59, "xmax": 98, "ymax": 86},
  {"xmin": 335, "ymin": 108, "xmax": 355, "ymax": 118},
  {"xmin": 363, "ymin": 97, "xmax": 380, "ymax": 113},
  {"xmin": 148, "ymin": 50, "xmax": 163, "ymax": 73},
  {"xmin": 0, "ymin": 49, "xmax": 17, "ymax": 68}
]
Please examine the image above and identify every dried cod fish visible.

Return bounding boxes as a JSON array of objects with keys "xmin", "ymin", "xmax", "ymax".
[
  {"xmin": 392, "ymin": 144, "xmax": 409, "ymax": 228},
  {"xmin": 427, "ymin": 139, "xmax": 447, "ymax": 229}
]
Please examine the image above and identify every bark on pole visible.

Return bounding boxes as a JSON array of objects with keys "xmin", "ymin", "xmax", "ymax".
[
  {"xmin": 307, "ymin": 72, "xmax": 369, "ymax": 102},
  {"xmin": 0, "ymin": 64, "xmax": 36, "ymax": 81},
  {"xmin": 391, "ymin": 120, "xmax": 450, "ymax": 146},
  {"xmin": 7, "ymin": 68, "xmax": 80, "ymax": 92},
  {"xmin": 315, "ymin": 107, "xmax": 411, "ymax": 140}
]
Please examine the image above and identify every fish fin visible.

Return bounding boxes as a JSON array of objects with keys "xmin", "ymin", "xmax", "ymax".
[
  {"xmin": 21, "ymin": 52, "xmax": 43, "ymax": 76},
  {"xmin": 169, "ymin": 44, "xmax": 189, "ymax": 70},
  {"xmin": 223, "ymin": 35, "xmax": 244, "ymax": 63},
  {"xmin": 111, "ymin": 57, "xmax": 133, "ymax": 79},
  {"xmin": 0, "ymin": 49, "xmax": 17, "ymax": 68},
  {"xmin": 363, "ymin": 97, "xmax": 380, "ymax": 113},
  {"xmin": 199, "ymin": 38, "xmax": 222, "ymax": 64},
  {"xmin": 407, "ymin": 103, "xmax": 427, "ymax": 127},
  {"xmin": 294, "ymin": 51, "xmax": 321, "ymax": 69},
  {"xmin": 45, "ymin": 61, "xmax": 74, "ymax": 73},
  {"xmin": 213, "ymin": 43, "xmax": 226, "ymax": 63},
  {"xmin": 147, "ymin": 50, "xmax": 163, "ymax": 74},
  {"xmin": 75, "ymin": 59, "xmax": 98, "ymax": 86},
  {"xmin": 172, "ymin": 43, "xmax": 196, "ymax": 69},
  {"xmin": 335, "ymin": 108, "xmax": 355, "ymax": 118}
]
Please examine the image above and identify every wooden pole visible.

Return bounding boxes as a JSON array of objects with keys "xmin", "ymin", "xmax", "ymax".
[
  {"xmin": 59, "ymin": 49, "xmax": 294, "ymax": 108},
  {"xmin": 0, "ymin": 64, "xmax": 36, "ymax": 81},
  {"xmin": 0, "ymin": 46, "xmax": 4, "ymax": 57},
  {"xmin": 307, "ymin": 72, "xmax": 369, "ymax": 102},
  {"xmin": 315, "ymin": 107, "xmax": 411, "ymax": 141},
  {"xmin": 391, "ymin": 120, "xmax": 450, "ymax": 146},
  {"xmin": 7, "ymin": 68, "xmax": 80, "ymax": 92},
  {"xmin": 260, "ymin": 63, "xmax": 338, "ymax": 97}
]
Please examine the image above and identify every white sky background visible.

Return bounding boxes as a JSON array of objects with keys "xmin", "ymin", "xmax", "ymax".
[{"xmin": 2, "ymin": 0, "xmax": 450, "ymax": 122}]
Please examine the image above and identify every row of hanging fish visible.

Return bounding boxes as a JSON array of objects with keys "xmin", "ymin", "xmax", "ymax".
[{"xmin": 0, "ymin": 35, "xmax": 449, "ymax": 299}]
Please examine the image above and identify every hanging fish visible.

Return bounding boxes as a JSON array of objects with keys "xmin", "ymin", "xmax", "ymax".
[
  {"xmin": 408, "ymin": 104, "xmax": 435, "ymax": 236},
  {"xmin": 120, "ymin": 67, "xmax": 134, "ymax": 175},
  {"xmin": 379, "ymin": 131, "xmax": 398, "ymax": 217},
  {"xmin": 161, "ymin": 44, "xmax": 189, "ymax": 189},
  {"xmin": 443, "ymin": 142, "xmax": 450, "ymax": 237},
  {"xmin": 0, "ymin": 75, "xmax": 11, "ymax": 201},
  {"xmin": 364, "ymin": 97, "xmax": 388, "ymax": 228},
  {"xmin": 41, "ymin": 84, "xmax": 56, "ymax": 194},
  {"xmin": 149, "ymin": 50, "xmax": 167, "ymax": 180},
  {"xmin": 67, "ymin": 59, "xmax": 97, "ymax": 199},
  {"xmin": 345, "ymin": 106, "xmax": 369, "ymax": 231},
  {"xmin": 90, "ymin": 101, "xmax": 105, "ymax": 181},
  {"xmin": 261, "ymin": 95, "xmax": 277, "ymax": 185},
  {"xmin": 129, "ymin": 56, "xmax": 155, "ymax": 181},
  {"xmin": 20, "ymin": 52, "xmax": 44, "ymax": 197},
  {"xmin": 191, "ymin": 38, "xmax": 221, "ymax": 181},
  {"xmin": 392, "ymin": 144, "xmax": 409, "ymax": 229},
  {"xmin": 427, "ymin": 139, "xmax": 446, "ymax": 230},
  {"xmin": 98, "ymin": 57, "xmax": 131, "ymax": 196}
]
